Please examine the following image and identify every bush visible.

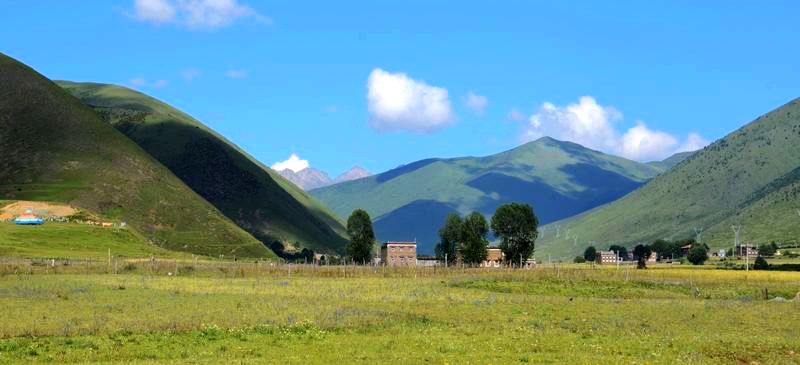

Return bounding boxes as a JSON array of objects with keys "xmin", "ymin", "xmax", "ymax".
[
  {"xmin": 573, "ymin": 256, "xmax": 586, "ymax": 263},
  {"xmin": 753, "ymin": 256, "xmax": 769, "ymax": 270},
  {"xmin": 687, "ymin": 245, "xmax": 709, "ymax": 265}
]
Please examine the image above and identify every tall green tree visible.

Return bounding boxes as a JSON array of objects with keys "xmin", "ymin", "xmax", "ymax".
[
  {"xmin": 583, "ymin": 246, "xmax": 597, "ymax": 262},
  {"xmin": 753, "ymin": 255, "xmax": 769, "ymax": 270},
  {"xmin": 490, "ymin": 203, "xmax": 539, "ymax": 267},
  {"xmin": 346, "ymin": 209, "xmax": 375, "ymax": 264},
  {"xmin": 435, "ymin": 213, "xmax": 463, "ymax": 264},
  {"xmin": 633, "ymin": 244, "xmax": 652, "ymax": 269},
  {"xmin": 460, "ymin": 212, "xmax": 489, "ymax": 265}
]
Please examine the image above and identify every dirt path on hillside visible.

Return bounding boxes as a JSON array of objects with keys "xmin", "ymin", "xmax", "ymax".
[{"xmin": 0, "ymin": 201, "xmax": 77, "ymax": 219}]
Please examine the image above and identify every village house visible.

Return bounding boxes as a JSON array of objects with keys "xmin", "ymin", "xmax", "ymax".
[
  {"xmin": 481, "ymin": 247, "xmax": 504, "ymax": 268},
  {"xmin": 381, "ymin": 242, "xmax": 417, "ymax": 267},
  {"xmin": 735, "ymin": 244, "xmax": 758, "ymax": 257},
  {"xmin": 596, "ymin": 250, "xmax": 618, "ymax": 265}
]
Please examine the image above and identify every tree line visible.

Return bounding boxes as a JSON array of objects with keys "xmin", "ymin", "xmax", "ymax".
[{"xmin": 343, "ymin": 203, "xmax": 540, "ymax": 266}]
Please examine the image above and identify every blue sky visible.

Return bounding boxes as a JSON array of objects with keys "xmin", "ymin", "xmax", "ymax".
[{"xmin": 2, "ymin": 0, "xmax": 798, "ymax": 176}]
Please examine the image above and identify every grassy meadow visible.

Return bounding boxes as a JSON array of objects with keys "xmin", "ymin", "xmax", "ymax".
[{"xmin": 0, "ymin": 263, "xmax": 798, "ymax": 364}]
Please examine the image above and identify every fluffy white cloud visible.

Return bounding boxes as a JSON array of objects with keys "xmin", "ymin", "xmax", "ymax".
[
  {"xmin": 134, "ymin": 0, "xmax": 176, "ymax": 23},
  {"xmin": 521, "ymin": 96, "xmax": 708, "ymax": 161},
  {"xmin": 676, "ymin": 133, "xmax": 710, "ymax": 153},
  {"xmin": 132, "ymin": 0, "xmax": 269, "ymax": 29},
  {"xmin": 618, "ymin": 122, "xmax": 679, "ymax": 161},
  {"xmin": 463, "ymin": 91, "xmax": 488, "ymax": 115},
  {"xmin": 224, "ymin": 69, "xmax": 248, "ymax": 78},
  {"xmin": 523, "ymin": 96, "xmax": 621, "ymax": 152},
  {"xmin": 367, "ymin": 68, "xmax": 454, "ymax": 133},
  {"xmin": 271, "ymin": 153, "xmax": 309, "ymax": 173}
]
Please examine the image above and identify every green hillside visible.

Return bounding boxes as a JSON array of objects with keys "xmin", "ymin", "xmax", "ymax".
[
  {"xmin": 58, "ymin": 81, "xmax": 348, "ymax": 255},
  {"xmin": 311, "ymin": 137, "xmax": 663, "ymax": 253},
  {"xmin": 537, "ymin": 98, "xmax": 800, "ymax": 260},
  {"xmin": 0, "ymin": 53, "xmax": 271, "ymax": 258},
  {"xmin": 647, "ymin": 151, "xmax": 695, "ymax": 171}
]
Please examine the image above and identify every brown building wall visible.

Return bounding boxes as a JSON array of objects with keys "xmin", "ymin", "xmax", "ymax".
[{"xmin": 381, "ymin": 242, "xmax": 417, "ymax": 266}]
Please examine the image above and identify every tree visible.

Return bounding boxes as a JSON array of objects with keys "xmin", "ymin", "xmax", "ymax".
[
  {"xmin": 583, "ymin": 246, "xmax": 597, "ymax": 262},
  {"xmin": 573, "ymin": 256, "xmax": 586, "ymax": 263},
  {"xmin": 346, "ymin": 209, "xmax": 375, "ymax": 264},
  {"xmin": 609, "ymin": 245, "xmax": 628, "ymax": 261},
  {"xmin": 758, "ymin": 242, "xmax": 778, "ymax": 257},
  {"xmin": 753, "ymin": 255, "xmax": 769, "ymax": 270},
  {"xmin": 633, "ymin": 244, "xmax": 652, "ymax": 269},
  {"xmin": 686, "ymin": 245, "xmax": 709, "ymax": 265},
  {"xmin": 435, "ymin": 213, "xmax": 463, "ymax": 265},
  {"xmin": 490, "ymin": 203, "xmax": 539, "ymax": 267},
  {"xmin": 460, "ymin": 212, "xmax": 489, "ymax": 266},
  {"xmin": 649, "ymin": 239, "xmax": 670, "ymax": 259}
]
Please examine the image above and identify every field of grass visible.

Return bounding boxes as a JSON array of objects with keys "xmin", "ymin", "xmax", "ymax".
[
  {"xmin": 0, "ymin": 264, "xmax": 798, "ymax": 364},
  {"xmin": 0, "ymin": 222, "xmax": 179, "ymax": 259}
]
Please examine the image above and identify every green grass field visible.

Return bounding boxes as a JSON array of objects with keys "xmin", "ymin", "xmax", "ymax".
[
  {"xmin": 0, "ymin": 264, "xmax": 798, "ymax": 364},
  {"xmin": 0, "ymin": 222, "xmax": 177, "ymax": 259}
]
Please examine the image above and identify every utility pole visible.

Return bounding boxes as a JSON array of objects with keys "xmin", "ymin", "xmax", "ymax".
[
  {"xmin": 732, "ymin": 225, "xmax": 742, "ymax": 259},
  {"xmin": 693, "ymin": 227, "xmax": 704, "ymax": 243},
  {"xmin": 444, "ymin": 253, "xmax": 448, "ymax": 269}
]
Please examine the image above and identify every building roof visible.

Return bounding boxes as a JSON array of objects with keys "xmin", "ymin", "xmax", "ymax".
[{"xmin": 382, "ymin": 241, "xmax": 416, "ymax": 247}]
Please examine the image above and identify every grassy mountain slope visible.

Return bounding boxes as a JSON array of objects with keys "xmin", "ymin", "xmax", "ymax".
[
  {"xmin": 58, "ymin": 81, "xmax": 348, "ymax": 254},
  {"xmin": 647, "ymin": 151, "xmax": 695, "ymax": 171},
  {"xmin": 311, "ymin": 137, "xmax": 663, "ymax": 253},
  {"xmin": 0, "ymin": 53, "xmax": 271, "ymax": 258},
  {"xmin": 537, "ymin": 98, "xmax": 800, "ymax": 259}
]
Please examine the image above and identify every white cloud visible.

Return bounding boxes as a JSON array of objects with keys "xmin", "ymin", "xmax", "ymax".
[
  {"xmin": 523, "ymin": 96, "xmax": 621, "ymax": 152},
  {"xmin": 134, "ymin": 0, "xmax": 176, "ymax": 24},
  {"xmin": 521, "ymin": 96, "xmax": 708, "ymax": 161},
  {"xmin": 618, "ymin": 122, "xmax": 678, "ymax": 161},
  {"xmin": 181, "ymin": 68, "xmax": 200, "ymax": 81},
  {"xmin": 366, "ymin": 68, "xmax": 454, "ymax": 133},
  {"xmin": 271, "ymin": 153, "xmax": 309, "ymax": 173},
  {"xmin": 508, "ymin": 108, "xmax": 526, "ymax": 121},
  {"xmin": 224, "ymin": 69, "xmax": 248, "ymax": 78},
  {"xmin": 131, "ymin": 0, "xmax": 269, "ymax": 30},
  {"xmin": 676, "ymin": 133, "xmax": 709, "ymax": 153},
  {"xmin": 463, "ymin": 91, "xmax": 488, "ymax": 115}
]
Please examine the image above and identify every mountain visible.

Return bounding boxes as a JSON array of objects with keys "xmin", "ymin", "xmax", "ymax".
[
  {"xmin": 277, "ymin": 168, "xmax": 332, "ymax": 190},
  {"xmin": 311, "ymin": 137, "xmax": 664, "ymax": 254},
  {"xmin": 58, "ymin": 81, "xmax": 348, "ymax": 255},
  {"xmin": 0, "ymin": 53, "xmax": 271, "ymax": 258},
  {"xmin": 536, "ymin": 98, "xmax": 800, "ymax": 259},
  {"xmin": 647, "ymin": 151, "xmax": 696, "ymax": 171},
  {"xmin": 333, "ymin": 166, "xmax": 371, "ymax": 184},
  {"xmin": 277, "ymin": 166, "xmax": 371, "ymax": 190}
]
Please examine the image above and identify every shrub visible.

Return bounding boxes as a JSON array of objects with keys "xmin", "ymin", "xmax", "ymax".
[
  {"xmin": 573, "ymin": 256, "xmax": 586, "ymax": 263},
  {"xmin": 687, "ymin": 246, "xmax": 709, "ymax": 265},
  {"xmin": 753, "ymin": 256, "xmax": 769, "ymax": 270}
]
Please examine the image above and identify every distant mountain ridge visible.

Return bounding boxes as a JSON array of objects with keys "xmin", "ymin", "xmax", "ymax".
[
  {"xmin": 311, "ymin": 137, "xmax": 665, "ymax": 254},
  {"xmin": 277, "ymin": 166, "xmax": 371, "ymax": 190},
  {"xmin": 536, "ymin": 97, "xmax": 800, "ymax": 259}
]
